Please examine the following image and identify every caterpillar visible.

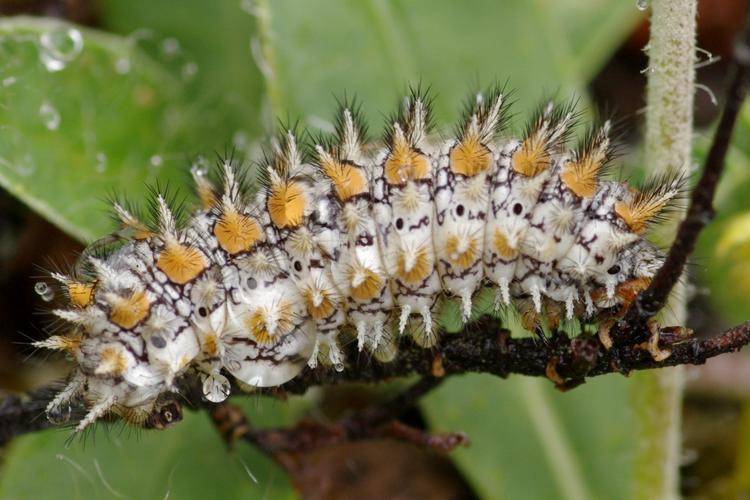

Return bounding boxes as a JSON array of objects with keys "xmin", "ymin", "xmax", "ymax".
[{"xmin": 34, "ymin": 87, "xmax": 681, "ymax": 432}]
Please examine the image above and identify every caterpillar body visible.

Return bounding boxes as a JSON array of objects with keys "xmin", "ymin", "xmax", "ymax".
[{"xmin": 35, "ymin": 88, "xmax": 680, "ymax": 432}]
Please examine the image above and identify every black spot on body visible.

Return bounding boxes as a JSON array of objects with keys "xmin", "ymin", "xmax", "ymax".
[{"xmin": 151, "ymin": 336, "xmax": 167, "ymax": 348}]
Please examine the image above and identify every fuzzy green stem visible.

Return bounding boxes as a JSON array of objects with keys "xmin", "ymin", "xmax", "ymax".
[
  {"xmin": 631, "ymin": 0, "xmax": 696, "ymax": 498},
  {"xmin": 253, "ymin": 0, "xmax": 284, "ymax": 124}
]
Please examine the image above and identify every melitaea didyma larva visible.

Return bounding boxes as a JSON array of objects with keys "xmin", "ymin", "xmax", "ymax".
[{"xmin": 34, "ymin": 86, "xmax": 681, "ymax": 432}]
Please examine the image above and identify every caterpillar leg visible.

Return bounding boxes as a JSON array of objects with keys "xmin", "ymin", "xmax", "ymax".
[
  {"xmin": 356, "ymin": 320, "xmax": 367, "ymax": 352},
  {"xmin": 46, "ymin": 372, "xmax": 84, "ymax": 424},
  {"xmin": 307, "ymin": 339, "xmax": 320, "ymax": 369},
  {"xmin": 459, "ymin": 289, "xmax": 472, "ymax": 323},
  {"xmin": 565, "ymin": 294, "xmax": 576, "ymax": 320},
  {"xmin": 398, "ymin": 304, "xmax": 412, "ymax": 335},
  {"xmin": 372, "ymin": 323, "xmax": 398, "ymax": 363},
  {"xmin": 75, "ymin": 395, "xmax": 115, "ymax": 433}
]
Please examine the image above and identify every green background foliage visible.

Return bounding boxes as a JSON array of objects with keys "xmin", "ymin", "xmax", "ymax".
[{"xmin": 8, "ymin": 1, "xmax": 741, "ymax": 498}]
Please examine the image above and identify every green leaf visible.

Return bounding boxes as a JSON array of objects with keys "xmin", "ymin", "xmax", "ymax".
[
  {"xmin": 422, "ymin": 374, "xmax": 633, "ymax": 500},
  {"xmin": 268, "ymin": 0, "xmax": 592, "ymax": 126},
  {"xmin": 0, "ymin": 399, "xmax": 300, "ymax": 499},
  {"xmin": 0, "ymin": 17, "xmax": 196, "ymax": 241},
  {"xmin": 97, "ymin": 0, "xmax": 266, "ymax": 145}
]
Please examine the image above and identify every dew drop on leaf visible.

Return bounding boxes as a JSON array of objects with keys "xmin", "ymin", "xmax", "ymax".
[
  {"xmin": 161, "ymin": 37, "xmax": 180, "ymax": 58},
  {"xmin": 39, "ymin": 27, "xmax": 83, "ymax": 72},
  {"xmin": 115, "ymin": 57, "xmax": 131, "ymax": 74},
  {"xmin": 34, "ymin": 281, "xmax": 55, "ymax": 302},
  {"xmin": 95, "ymin": 152, "xmax": 107, "ymax": 173},
  {"xmin": 39, "ymin": 101, "xmax": 60, "ymax": 130},
  {"xmin": 181, "ymin": 61, "xmax": 198, "ymax": 81}
]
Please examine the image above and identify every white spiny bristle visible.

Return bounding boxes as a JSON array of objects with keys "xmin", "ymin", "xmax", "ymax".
[
  {"xmin": 75, "ymin": 396, "xmax": 115, "ymax": 433},
  {"xmin": 53, "ymin": 308, "xmax": 88, "ymax": 325},
  {"xmin": 420, "ymin": 305, "xmax": 433, "ymax": 337},
  {"xmin": 460, "ymin": 290, "xmax": 472, "ymax": 323},
  {"xmin": 310, "ymin": 289, "xmax": 324, "ymax": 308},
  {"xmin": 413, "ymin": 97, "xmax": 426, "ymax": 141},
  {"xmin": 50, "ymin": 272, "xmax": 70, "ymax": 285},
  {"xmin": 531, "ymin": 284, "xmax": 543, "ymax": 313},
  {"xmin": 307, "ymin": 340, "xmax": 320, "ymax": 369},
  {"xmin": 398, "ymin": 304, "xmax": 411, "ymax": 335},
  {"xmin": 356, "ymin": 321, "xmax": 367, "ymax": 351},
  {"xmin": 341, "ymin": 109, "xmax": 359, "ymax": 159},
  {"xmin": 89, "ymin": 257, "xmax": 119, "ymax": 285},
  {"xmin": 285, "ymin": 130, "xmax": 300, "ymax": 167},
  {"xmin": 350, "ymin": 269, "xmax": 366, "ymax": 288},
  {"xmin": 33, "ymin": 335, "xmax": 78, "ymax": 352},
  {"xmin": 156, "ymin": 195, "xmax": 177, "ymax": 237}
]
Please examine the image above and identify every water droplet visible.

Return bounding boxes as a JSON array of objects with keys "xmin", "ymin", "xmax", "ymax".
[
  {"xmin": 115, "ymin": 57, "xmax": 131, "ymax": 74},
  {"xmin": 635, "ymin": 0, "xmax": 649, "ymax": 11},
  {"xmin": 181, "ymin": 61, "xmax": 198, "ymax": 81},
  {"xmin": 2, "ymin": 76, "xmax": 16, "ymax": 87},
  {"xmin": 190, "ymin": 156, "xmax": 209, "ymax": 177},
  {"xmin": 161, "ymin": 37, "xmax": 180, "ymax": 58},
  {"xmin": 334, "ymin": 362, "xmax": 345, "ymax": 372},
  {"xmin": 39, "ymin": 27, "xmax": 83, "ymax": 72},
  {"xmin": 39, "ymin": 101, "xmax": 60, "ymax": 130},
  {"xmin": 14, "ymin": 153, "xmax": 35, "ymax": 177},
  {"xmin": 202, "ymin": 373, "xmax": 231, "ymax": 403},
  {"xmin": 150, "ymin": 154, "xmax": 163, "ymax": 167},
  {"xmin": 232, "ymin": 130, "xmax": 249, "ymax": 150},
  {"xmin": 34, "ymin": 281, "xmax": 55, "ymax": 302},
  {"xmin": 95, "ymin": 152, "xmax": 107, "ymax": 173},
  {"xmin": 47, "ymin": 404, "xmax": 72, "ymax": 425}
]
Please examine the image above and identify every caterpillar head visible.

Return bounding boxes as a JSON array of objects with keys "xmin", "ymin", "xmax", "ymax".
[
  {"xmin": 590, "ymin": 239, "xmax": 664, "ymax": 311},
  {"xmin": 36, "ymin": 237, "xmax": 201, "ymax": 432}
]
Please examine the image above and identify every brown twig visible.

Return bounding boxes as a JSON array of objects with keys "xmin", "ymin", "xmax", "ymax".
[
  {"xmin": 620, "ymin": 18, "xmax": 750, "ymax": 336},
  {"xmin": 208, "ymin": 376, "xmax": 465, "ymax": 474}
]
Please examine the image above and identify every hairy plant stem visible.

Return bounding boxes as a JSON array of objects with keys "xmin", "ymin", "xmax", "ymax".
[{"xmin": 632, "ymin": 1, "xmax": 696, "ymax": 498}]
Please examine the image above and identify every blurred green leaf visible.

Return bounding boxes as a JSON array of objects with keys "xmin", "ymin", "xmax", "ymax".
[
  {"xmin": 694, "ymin": 102, "xmax": 750, "ymax": 324},
  {"xmin": 0, "ymin": 399, "xmax": 299, "ymax": 499},
  {"xmin": 0, "ymin": 17, "xmax": 196, "ymax": 241},
  {"xmin": 422, "ymin": 374, "xmax": 633, "ymax": 500},
  {"xmin": 97, "ymin": 0, "xmax": 266, "ymax": 148}
]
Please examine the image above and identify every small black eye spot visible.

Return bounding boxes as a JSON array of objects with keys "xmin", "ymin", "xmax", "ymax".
[
  {"xmin": 456, "ymin": 204, "xmax": 465, "ymax": 216},
  {"xmin": 607, "ymin": 265, "xmax": 621, "ymax": 275},
  {"xmin": 247, "ymin": 277, "xmax": 257, "ymax": 289},
  {"xmin": 395, "ymin": 218, "xmax": 404, "ymax": 230},
  {"xmin": 513, "ymin": 203, "xmax": 523, "ymax": 215},
  {"xmin": 151, "ymin": 336, "xmax": 167, "ymax": 348},
  {"xmin": 294, "ymin": 261, "xmax": 303, "ymax": 272},
  {"xmin": 197, "ymin": 307, "xmax": 208, "ymax": 317}
]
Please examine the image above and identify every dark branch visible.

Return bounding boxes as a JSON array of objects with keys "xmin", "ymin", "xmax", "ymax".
[
  {"xmin": 207, "ymin": 376, "xmax": 466, "ymax": 474},
  {"xmin": 0, "ymin": 387, "xmax": 55, "ymax": 446},
  {"xmin": 620, "ymin": 19, "xmax": 750, "ymax": 334},
  {"xmin": 3, "ymin": 317, "xmax": 750, "ymax": 445},
  {"xmin": 278, "ymin": 317, "xmax": 750, "ymax": 394}
]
